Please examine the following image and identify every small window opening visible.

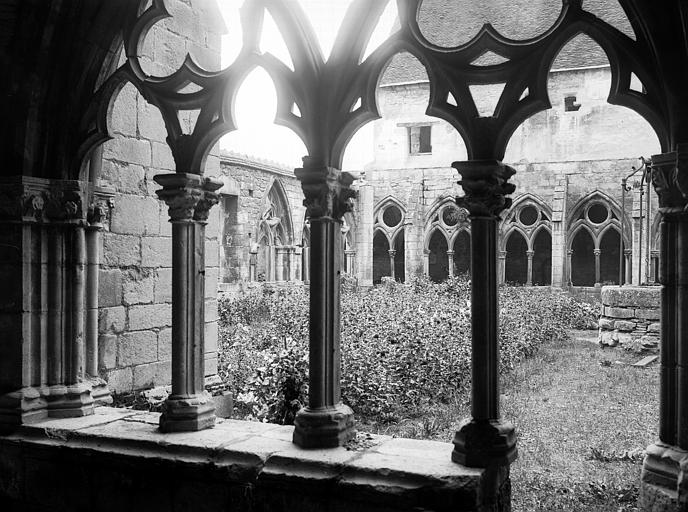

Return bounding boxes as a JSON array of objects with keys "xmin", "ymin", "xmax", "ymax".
[
  {"xmin": 408, "ymin": 125, "xmax": 432, "ymax": 154},
  {"xmin": 564, "ymin": 95, "xmax": 581, "ymax": 112}
]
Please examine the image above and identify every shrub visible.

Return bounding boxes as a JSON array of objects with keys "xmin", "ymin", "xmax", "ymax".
[{"xmin": 218, "ymin": 279, "xmax": 600, "ymax": 423}]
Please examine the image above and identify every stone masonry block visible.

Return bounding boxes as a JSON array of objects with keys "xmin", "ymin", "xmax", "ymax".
[
  {"xmin": 648, "ymin": 322, "xmax": 661, "ymax": 333},
  {"xmin": 205, "ymin": 239, "xmax": 220, "ymax": 267},
  {"xmin": 151, "ymin": 142, "xmax": 176, "ymax": 170},
  {"xmin": 101, "ymin": 160, "xmax": 145, "ymax": 195},
  {"xmin": 614, "ymin": 320, "xmax": 636, "ymax": 332},
  {"xmin": 205, "ymin": 299, "xmax": 218, "ymax": 323},
  {"xmin": 98, "ymin": 306, "xmax": 126, "ymax": 334},
  {"xmin": 98, "ymin": 334, "xmax": 117, "ymax": 370},
  {"xmin": 106, "ymin": 367, "xmax": 134, "ymax": 393},
  {"xmin": 598, "ymin": 317, "xmax": 614, "ymax": 330},
  {"xmin": 154, "ymin": 267, "xmax": 173, "ymax": 303},
  {"xmin": 604, "ymin": 306, "xmax": 636, "ymax": 319},
  {"xmin": 122, "ymin": 270, "xmax": 155, "ymax": 306},
  {"xmin": 118, "ymin": 330, "xmax": 158, "ymax": 367},
  {"xmin": 133, "ymin": 361, "xmax": 171, "ymax": 390},
  {"xmin": 205, "ymin": 321, "xmax": 218, "ymax": 354},
  {"xmin": 111, "ymin": 195, "xmax": 160, "ymax": 235},
  {"xmin": 157, "ymin": 328, "xmax": 172, "ymax": 361},
  {"xmin": 103, "ymin": 233, "xmax": 141, "ymax": 267},
  {"xmin": 635, "ymin": 308, "xmax": 661, "ymax": 321},
  {"xmin": 109, "ymin": 83, "xmax": 138, "ymax": 137},
  {"xmin": 128, "ymin": 303, "xmax": 171, "ymax": 331},
  {"xmin": 204, "ymin": 356, "xmax": 218, "ymax": 377},
  {"xmin": 141, "ymin": 237, "xmax": 173, "ymax": 267},
  {"xmin": 205, "ymin": 267, "xmax": 219, "ymax": 299},
  {"xmin": 104, "ymin": 136, "xmax": 151, "ymax": 167},
  {"xmin": 98, "ymin": 269, "xmax": 123, "ymax": 307},
  {"xmin": 137, "ymin": 94, "xmax": 167, "ymax": 143},
  {"xmin": 601, "ymin": 286, "xmax": 661, "ymax": 308}
]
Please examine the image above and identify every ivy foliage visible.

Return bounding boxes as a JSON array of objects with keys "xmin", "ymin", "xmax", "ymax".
[{"xmin": 218, "ymin": 276, "xmax": 598, "ymax": 424}]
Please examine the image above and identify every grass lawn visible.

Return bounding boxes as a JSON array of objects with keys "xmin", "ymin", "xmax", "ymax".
[{"xmin": 357, "ymin": 329, "xmax": 659, "ymax": 511}]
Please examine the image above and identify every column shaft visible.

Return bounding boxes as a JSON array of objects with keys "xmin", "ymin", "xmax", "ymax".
[{"xmin": 526, "ymin": 250, "xmax": 534, "ymax": 286}]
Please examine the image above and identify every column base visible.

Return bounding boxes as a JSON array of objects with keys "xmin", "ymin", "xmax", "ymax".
[
  {"xmin": 88, "ymin": 377, "xmax": 113, "ymax": 406},
  {"xmin": 292, "ymin": 403, "xmax": 355, "ymax": 448},
  {"xmin": 0, "ymin": 387, "xmax": 48, "ymax": 432},
  {"xmin": 159, "ymin": 392, "xmax": 216, "ymax": 433},
  {"xmin": 639, "ymin": 442, "xmax": 688, "ymax": 510},
  {"xmin": 452, "ymin": 419, "xmax": 518, "ymax": 468},
  {"xmin": 46, "ymin": 383, "xmax": 95, "ymax": 419}
]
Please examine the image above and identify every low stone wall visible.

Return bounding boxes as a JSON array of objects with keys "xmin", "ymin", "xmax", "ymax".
[{"xmin": 598, "ymin": 286, "xmax": 661, "ymax": 352}]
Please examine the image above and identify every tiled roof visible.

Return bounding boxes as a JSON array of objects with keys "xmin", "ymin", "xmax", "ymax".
[{"xmin": 380, "ymin": 0, "xmax": 634, "ymax": 85}]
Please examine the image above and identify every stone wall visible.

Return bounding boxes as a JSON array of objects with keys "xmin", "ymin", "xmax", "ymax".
[
  {"xmin": 217, "ymin": 152, "xmax": 305, "ymax": 292},
  {"xmin": 598, "ymin": 286, "xmax": 661, "ymax": 352},
  {"xmin": 353, "ymin": 65, "xmax": 661, "ymax": 286},
  {"xmin": 97, "ymin": 0, "xmax": 224, "ymax": 394}
]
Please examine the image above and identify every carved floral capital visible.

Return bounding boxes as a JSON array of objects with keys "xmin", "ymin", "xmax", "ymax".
[
  {"xmin": 154, "ymin": 173, "xmax": 203, "ymax": 222},
  {"xmin": 295, "ymin": 160, "xmax": 356, "ymax": 220},
  {"xmin": 651, "ymin": 146, "xmax": 688, "ymax": 213},
  {"xmin": 453, "ymin": 160, "xmax": 516, "ymax": 219},
  {"xmin": 194, "ymin": 178, "xmax": 223, "ymax": 222}
]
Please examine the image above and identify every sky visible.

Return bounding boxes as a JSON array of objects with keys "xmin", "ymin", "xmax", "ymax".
[{"xmin": 218, "ymin": 0, "xmax": 397, "ymax": 170}]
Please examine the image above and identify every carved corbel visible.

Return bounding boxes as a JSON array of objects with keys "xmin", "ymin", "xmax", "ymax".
[
  {"xmin": 453, "ymin": 160, "xmax": 516, "ymax": 219},
  {"xmin": 295, "ymin": 159, "xmax": 357, "ymax": 220}
]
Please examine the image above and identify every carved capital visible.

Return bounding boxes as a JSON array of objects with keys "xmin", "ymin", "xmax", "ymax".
[
  {"xmin": 295, "ymin": 159, "xmax": 356, "ymax": 220},
  {"xmin": 154, "ymin": 173, "xmax": 204, "ymax": 222},
  {"xmin": 651, "ymin": 146, "xmax": 688, "ymax": 213},
  {"xmin": 44, "ymin": 189, "xmax": 84, "ymax": 223},
  {"xmin": 193, "ymin": 177, "xmax": 223, "ymax": 222},
  {"xmin": 453, "ymin": 160, "xmax": 516, "ymax": 219}
]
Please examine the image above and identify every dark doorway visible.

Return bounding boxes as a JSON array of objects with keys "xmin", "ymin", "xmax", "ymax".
[
  {"xmin": 505, "ymin": 231, "xmax": 528, "ymax": 284},
  {"xmin": 453, "ymin": 230, "xmax": 471, "ymax": 276},
  {"xmin": 393, "ymin": 231, "xmax": 406, "ymax": 282},
  {"xmin": 571, "ymin": 229, "xmax": 595, "ymax": 286},
  {"xmin": 600, "ymin": 228, "xmax": 622, "ymax": 285},
  {"xmin": 373, "ymin": 230, "xmax": 390, "ymax": 284},
  {"xmin": 532, "ymin": 229, "xmax": 552, "ymax": 285},
  {"xmin": 428, "ymin": 230, "xmax": 448, "ymax": 282}
]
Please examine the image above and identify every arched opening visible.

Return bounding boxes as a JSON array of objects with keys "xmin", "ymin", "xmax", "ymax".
[
  {"xmin": 600, "ymin": 228, "xmax": 622, "ymax": 285},
  {"xmin": 393, "ymin": 231, "xmax": 406, "ymax": 282},
  {"xmin": 532, "ymin": 229, "xmax": 552, "ymax": 285},
  {"xmin": 453, "ymin": 230, "xmax": 471, "ymax": 276},
  {"xmin": 571, "ymin": 229, "xmax": 595, "ymax": 286},
  {"xmin": 373, "ymin": 230, "xmax": 391, "ymax": 284},
  {"xmin": 505, "ymin": 231, "xmax": 528, "ymax": 284},
  {"xmin": 428, "ymin": 230, "xmax": 449, "ymax": 283}
]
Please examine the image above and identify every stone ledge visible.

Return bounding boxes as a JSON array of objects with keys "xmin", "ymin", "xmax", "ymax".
[{"xmin": 0, "ymin": 407, "xmax": 498, "ymax": 512}]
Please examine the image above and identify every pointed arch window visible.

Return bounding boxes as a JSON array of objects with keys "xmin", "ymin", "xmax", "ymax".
[
  {"xmin": 373, "ymin": 198, "xmax": 406, "ymax": 283},
  {"xmin": 425, "ymin": 199, "xmax": 470, "ymax": 281}
]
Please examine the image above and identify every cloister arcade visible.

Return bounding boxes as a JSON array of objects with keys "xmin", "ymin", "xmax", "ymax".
[{"xmin": 1, "ymin": 0, "xmax": 688, "ymax": 511}]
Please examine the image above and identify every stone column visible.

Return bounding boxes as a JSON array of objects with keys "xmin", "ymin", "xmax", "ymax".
[
  {"xmin": 526, "ymin": 250, "xmax": 534, "ymax": 286},
  {"xmin": 451, "ymin": 160, "xmax": 517, "ymax": 468},
  {"xmin": 388, "ymin": 249, "xmax": 396, "ymax": 280},
  {"xmin": 155, "ymin": 173, "xmax": 221, "ymax": 433},
  {"xmin": 498, "ymin": 250, "xmax": 506, "ymax": 285},
  {"xmin": 344, "ymin": 249, "xmax": 355, "ymax": 276},
  {"xmin": 593, "ymin": 248, "xmax": 602, "ymax": 286},
  {"xmin": 423, "ymin": 249, "xmax": 430, "ymax": 276},
  {"xmin": 356, "ymin": 182, "xmax": 374, "ymax": 287},
  {"xmin": 447, "ymin": 249, "xmax": 455, "ymax": 277},
  {"xmin": 624, "ymin": 249, "xmax": 633, "ymax": 286},
  {"xmin": 293, "ymin": 159, "xmax": 356, "ymax": 448},
  {"xmin": 640, "ymin": 146, "xmax": 688, "ymax": 509},
  {"xmin": 566, "ymin": 249, "xmax": 573, "ymax": 287}
]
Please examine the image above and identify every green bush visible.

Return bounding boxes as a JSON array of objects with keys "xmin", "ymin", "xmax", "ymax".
[{"xmin": 218, "ymin": 278, "xmax": 599, "ymax": 423}]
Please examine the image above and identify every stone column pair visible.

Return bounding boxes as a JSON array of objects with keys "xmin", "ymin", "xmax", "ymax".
[
  {"xmin": 640, "ymin": 145, "xmax": 688, "ymax": 509},
  {"xmin": 154, "ymin": 173, "xmax": 222, "ymax": 432}
]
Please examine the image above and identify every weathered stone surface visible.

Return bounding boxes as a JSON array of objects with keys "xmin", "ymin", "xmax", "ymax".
[
  {"xmin": 118, "ymin": 330, "xmax": 158, "ymax": 367},
  {"xmin": 98, "ymin": 334, "xmax": 117, "ymax": 370},
  {"xmin": 103, "ymin": 233, "xmax": 140, "ymax": 267},
  {"xmin": 133, "ymin": 361, "xmax": 172, "ymax": 389},
  {"xmin": 101, "ymin": 160, "xmax": 145, "ymax": 195},
  {"xmin": 154, "ymin": 267, "xmax": 172, "ymax": 303},
  {"xmin": 98, "ymin": 269, "xmax": 123, "ymax": 307},
  {"xmin": 128, "ymin": 303, "xmax": 171, "ymax": 331},
  {"xmin": 604, "ymin": 306, "xmax": 636, "ymax": 319},
  {"xmin": 105, "ymin": 368, "xmax": 133, "ymax": 392},
  {"xmin": 122, "ymin": 269, "xmax": 155, "ymax": 305},
  {"xmin": 614, "ymin": 320, "xmax": 636, "ymax": 332},
  {"xmin": 635, "ymin": 308, "xmax": 661, "ymax": 321},
  {"xmin": 111, "ymin": 195, "xmax": 160, "ymax": 235},
  {"xmin": 648, "ymin": 322, "xmax": 661, "ymax": 333},
  {"xmin": 205, "ymin": 321, "xmax": 218, "ymax": 354},
  {"xmin": 141, "ymin": 236, "xmax": 173, "ymax": 267},
  {"xmin": 601, "ymin": 286, "xmax": 661, "ymax": 308},
  {"xmin": 205, "ymin": 299, "xmax": 219, "ymax": 323},
  {"xmin": 104, "ymin": 136, "xmax": 152, "ymax": 167},
  {"xmin": 204, "ymin": 356, "xmax": 218, "ymax": 377},
  {"xmin": 598, "ymin": 317, "xmax": 614, "ymax": 330},
  {"xmin": 157, "ymin": 328, "xmax": 172, "ymax": 361},
  {"xmin": 98, "ymin": 306, "xmax": 126, "ymax": 334}
]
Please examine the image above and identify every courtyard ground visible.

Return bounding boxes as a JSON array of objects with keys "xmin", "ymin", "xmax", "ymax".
[{"xmin": 358, "ymin": 329, "xmax": 659, "ymax": 512}]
